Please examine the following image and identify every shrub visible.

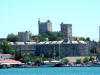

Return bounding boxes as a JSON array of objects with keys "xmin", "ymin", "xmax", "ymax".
[
  {"xmin": 76, "ymin": 59, "xmax": 81, "ymax": 64},
  {"xmin": 83, "ymin": 57, "xmax": 89, "ymax": 63},
  {"xmin": 61, "ymin": 58, "xmax": 69, "ymax": 64}
]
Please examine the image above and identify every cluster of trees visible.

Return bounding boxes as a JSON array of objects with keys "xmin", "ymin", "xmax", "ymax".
[
  {"xmin": 74, "ymin": 37, "xmax": 91, "ymax": 41},
  {"xmin": 7, "ymin": 32, "xmax": 98, "ymax": 43},
  {"xmin": 32, "ymin": 31, "xmax": 63, "ymax": 41},
  {"xmin": 61, "ymin": 58, "xmax": 69, "ymax": 64},
  {"xmin": 0, "ymin": 40, "xmax": 15, "ymax": 55},
  {"xmin": 6, "ymin": 31, "xmax": 63, "ymax": 42},
  {"xmin": 0, "ymin": 40, "xmax": 22, "ymax": 61},
  {"xmin": 61, "ymin": 57, "xmax": 94, "ymax": 65},
  {"xmin": 7, "ymin": 33, "xmax": 18, "ymax": 42},
  {"xmin": 21, "ymin": 56, "xmax": 93, "ymax": 65},
  {"xmin": 76, "ymin": 57, "xmax": 96, "ymax": 64}
]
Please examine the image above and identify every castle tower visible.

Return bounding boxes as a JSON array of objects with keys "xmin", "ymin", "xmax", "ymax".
[
  {"xmin": 38, "ymin": 19, "xmax": 52, "ymax": 34},
  {"xmin": 60, "ymin": 22, "xmax": 72, "ymax": 42},
  {"xmin": 18, "ymin": 31, "xmax": 30, "ymax": 42}
]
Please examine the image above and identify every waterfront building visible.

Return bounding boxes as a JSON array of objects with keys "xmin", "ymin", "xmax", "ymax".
[
  {"xmin": 11, "ymin": 42, "xmax": 36, "ymax": 57},
  {"xmin": 60, "ymin": 22, "xmax": 72, "ymax": 42},
  {"xmin": 18, "ymin": 31, "xmax": 30, "ymax": 42},
  {"xmin": 0, "ymin": 54, "xmax": 11, "ymax": 61},
  {"xmin": 10, "ymin": 41, "xmax": 89, "ymax": 58},
  {"xmin": 0, "ymin": 59, "xmax": 22, "ymax": 65},
  {"xmin": 38, "ymin": 19, "xmax": 52, "ymax": 34},
  {"xmin": 36, "ymin": 41, "xmax": 89, "ymax": 58},
  {"xmin": 0, "ymin": 54, "xmax": 22, "ymax": 65}
]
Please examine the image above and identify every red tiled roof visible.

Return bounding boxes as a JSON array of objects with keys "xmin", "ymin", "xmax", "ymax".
[
  {"xmin": 0, "ymin": 54, "xmax": 11, "ymax": 56},
  {"xmin": 0, "ymin": 59, "xmax": 21, "ymax": 64}
]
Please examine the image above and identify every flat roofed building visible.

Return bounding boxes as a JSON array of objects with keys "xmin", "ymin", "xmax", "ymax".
[{"xmin": 0, "ymin": 59, "xmax": 22, "ymax": 65}]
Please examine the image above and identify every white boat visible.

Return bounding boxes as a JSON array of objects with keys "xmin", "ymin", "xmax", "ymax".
[{"xmin": 41, "ymin": 60, "xmax": 61, "ymax": 67}]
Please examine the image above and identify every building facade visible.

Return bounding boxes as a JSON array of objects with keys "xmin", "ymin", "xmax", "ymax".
[
  {"xmin": 18, "ymin": 31, "xmax": 30, "ymax": 42},
  {"xmin": 0, "ymin": 54, "xmax": 11, "ymax": 61},
  {"xmin": 11, "ymin": 42, "xmax": 36, "ymax": 58},
  {"xmin": 36, "ymin": 41, "xmax": 89, "ymax": 58},
  {"xmin": 11, "ymin": 41, "xmax": 89, "ymax": 58},
  {"xmin": 60, "ymin": 23, "xmax": 72, "ymax": 42},
  {"xmin": 38, "ymin": 19, "xmax": 52, "ymax": 34}
]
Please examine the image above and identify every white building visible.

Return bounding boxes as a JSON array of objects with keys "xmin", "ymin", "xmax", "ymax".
[
  {"xmin": 0, "ymin": 54, "xmax": 22, "ymax": 65},
  {"xmin": 0, "ymin": 54, "xmax": 11, "ymax": 61}
]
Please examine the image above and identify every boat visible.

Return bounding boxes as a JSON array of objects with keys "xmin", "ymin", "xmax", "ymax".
[
  {"xmin": 41, "ymin": 60, "xmax": 61, "ymax": 67},
  {"xmin": 91, "ymin": 61, "xmax": 100, "ymax": 67}
]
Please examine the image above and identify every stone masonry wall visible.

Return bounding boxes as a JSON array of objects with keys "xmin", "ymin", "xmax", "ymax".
[
  {"xmin": 12, "ymin": 45, "xmax": 36, "ymax": 57},
  {"xmin": 12, "ymin": 43, "xmax": 89, "ymax": 58},
  {"xmin": 36, "ymin": 43, "xmax": 89, "ymax": 58}
]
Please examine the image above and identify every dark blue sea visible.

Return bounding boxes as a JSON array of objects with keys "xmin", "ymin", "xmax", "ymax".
[{"xmin": 0, "ymin": 67, "xmax": 100, "ymax": 75}]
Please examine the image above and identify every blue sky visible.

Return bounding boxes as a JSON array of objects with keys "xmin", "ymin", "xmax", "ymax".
[{"xmin": 0, "ymin": 0, "xmax": 100, "ymax": 41}]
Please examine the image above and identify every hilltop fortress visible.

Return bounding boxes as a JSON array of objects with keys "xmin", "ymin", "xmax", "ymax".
[{"xmin": 9, "ymin": 19, "xmax": 91, "ymax": 58}]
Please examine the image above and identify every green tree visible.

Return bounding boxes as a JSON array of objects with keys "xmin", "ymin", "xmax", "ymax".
[
  {"xmin": 32, "ymin": 31, "xmax": 64, "ymax": 42},
  {"xmin": 49, "ymin": 35, "xmax": 58, "ymax": 41},
  {"xmin": 42, "ymin": 57, "xmax": 49, "ymax": 61},
  {"xmin": 45, "ymin": 31, "xmax": 52, "ymax": 36},
  {"xmin": 39, "ymin": 35, "xmax": 46, "ymax": 41},
  {"xmin": 79, "ymin": 37, "xmax": 86, "ymax": 41},
  {"xmin": 41, "ymin": 33, "xmax": 48, "ymax": 38},
  {"xmin": 22, "ymin": 56, "xmax": 30, "ymax": 63},
  {"xmin": 83, "ymin": 57, "xmax": 89, "ymax": 63},
  {"xmin": 76, "ymin": 59, "xmax": 81, "ymax": 64},
  {"xmin": 34, "ymin": 58, "xmax": 41, "ymax": 66},
  {"xmin": 0, "ymin": 40, "xmax": 15, "ymax": 55},
  {"xmin": 86, "ymin": 37, "xmax": 91, "ymax": 41},
  {"xmin": 61, "ymin": 58, "xmax": 69, "ymax": 64},
  {"xmin": 57, "ymin": 32, "xmax": 63, "ymax": 37},
  {"xmin": 7, "ymin": 33, "xmax": 18, "ymax": 42}
]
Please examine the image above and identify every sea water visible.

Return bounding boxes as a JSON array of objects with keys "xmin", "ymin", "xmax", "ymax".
[{"xmin": 0, "ymin": 67, "xmax": 100, "ymax": 75}]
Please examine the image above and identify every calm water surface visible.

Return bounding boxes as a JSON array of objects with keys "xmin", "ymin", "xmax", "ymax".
[{"xmin": 0, "ymin": 67, "xmax": 100, "ymax": 75}]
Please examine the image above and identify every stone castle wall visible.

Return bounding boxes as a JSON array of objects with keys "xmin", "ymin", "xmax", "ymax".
[
  {"xmin": 12, "ymin": 45, "xmax": 36, "ymax": 57},
  {"xmin": 11, "ymin": 43, "xmax": 89, "ymax": 58},
  {"xmin": 36, "ymin": 43, "xmax": 89, "ymax": 58}
]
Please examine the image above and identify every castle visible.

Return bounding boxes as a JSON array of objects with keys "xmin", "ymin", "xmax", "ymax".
[{"xmin": 10, "ymin": 19, "xmax": 91, "ymax": 58}]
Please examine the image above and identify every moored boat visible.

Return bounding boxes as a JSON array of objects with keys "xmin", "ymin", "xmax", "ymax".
[
  {"xmin": 91, "ymin": 61, "xmax": 100, "ymax": 67},
  {"xmin": 40, "ymin": 60, "xmax": 61, "ymax": 67}
]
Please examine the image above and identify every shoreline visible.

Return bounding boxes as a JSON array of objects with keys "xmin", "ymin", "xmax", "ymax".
[{"xmin": 0, "ymin": 65, "xmax": 100, "ymax": 69}]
